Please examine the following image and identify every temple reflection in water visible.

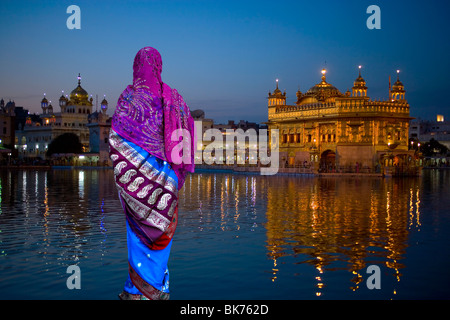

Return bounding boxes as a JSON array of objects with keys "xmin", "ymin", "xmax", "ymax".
[
  {"xmin": 179, "ymin": 171, "xmax": 423, "ymax": 295},
  {"xmin": 0, "ymin": 168, "xmax": 432, "ymax": 299},
  {"xmin": 264, "ymin": 175, "xmax": 422, "ymax": 295}
]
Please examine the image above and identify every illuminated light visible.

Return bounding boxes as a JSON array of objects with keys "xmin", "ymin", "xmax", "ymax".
[{"xmin": 79, "ymin": 155, "xmax": 85, "ymax": 159}]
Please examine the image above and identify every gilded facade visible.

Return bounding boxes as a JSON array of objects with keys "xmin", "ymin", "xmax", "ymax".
[{"xmin": 266, "ymin": 68, "xmax": 418, "ymax": 174}]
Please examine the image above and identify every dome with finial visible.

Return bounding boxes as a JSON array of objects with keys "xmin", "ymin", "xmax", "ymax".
[
  {"xmin": 304, "ymin": 69, "xmax": 342, "ymax": 102},
  {"xmin": 391, "ymin": 70, "xmax": 405, "ymax": 92},
  {"xmin": 351, "ymin": 66, "xmax": 368, "ymax": 97},
  {"xmin": 101, "ymin": 95, "xmax": 108, "ymax": 112},
  {"xmin": 269, "ymin": 79, "xmax": 285, "ymax": 98},
  {"xmin": 353, "ymin": 66, "xmax": 367, "ymax": 88},
  {"xmin": 69, "ymin": 73, "xmax": 92, "ymax": 106},
  {"xmin": 391, "ymin": 70, "xmax": 406, "ymax": 100},
  {"xmin": 59, "ymin": 91, "xmax": 68, "ymax": 107},
  {"xmin": 41, "ymin": 94, "xmax": 48, "ymax": 110}
]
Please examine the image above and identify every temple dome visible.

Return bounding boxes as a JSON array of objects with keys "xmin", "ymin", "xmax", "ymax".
[
  {"xmin": 304, "ymin": 69, "xmax": 342, "ymax": 101},
  {"xmin": 68, "ymin": 74, "xmax": 93, "ymax": 106},
  {"xmin": 391, "ymin": 79, "xmax": 404, "ymax": 91},
  {"xmin": 306, "ymin": 82, "xmax": 342, "ymax": 96},
  {"xmin": 70, "ymin": 85, "xmax": 88, "ymax": 99},
  {"xmin": 354, "ymin": 75, "xmax": 366, "ymax": 86}
]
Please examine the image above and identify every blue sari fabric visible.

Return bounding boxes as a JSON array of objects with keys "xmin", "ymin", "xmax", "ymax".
[
  {"xmin": 124, "ymin": 221, "xmax": 172, "ymax": 297},
  {"xmin": 111, "ymin": 132, "xmax": 179, "ymax": 300}
]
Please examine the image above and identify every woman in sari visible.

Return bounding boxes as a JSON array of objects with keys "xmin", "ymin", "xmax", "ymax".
[{"xmin": 109, "ymin": 47, "xmax": 195, "ymax": 300}]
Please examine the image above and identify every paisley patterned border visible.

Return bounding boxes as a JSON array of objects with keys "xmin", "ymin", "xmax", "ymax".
[
  {"xmin": 109, "ymin": 129, "xmax": 178, "ymax": 195},
  {"xmin": 128, "ymin": 263, "xmax": 169, "ymax": 300}
]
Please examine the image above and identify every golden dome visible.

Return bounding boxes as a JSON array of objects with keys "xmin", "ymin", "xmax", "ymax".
[
  {"xmin": 68, "ymin": 74, "xmax": 93, "ymax": 106},
  {"xmin": 70, "ymin": 85, "xmax": 88, "ymax": 98},
  {"xmin": 305, "ymin": 69, "xmax": 342, "ymax": 101}
]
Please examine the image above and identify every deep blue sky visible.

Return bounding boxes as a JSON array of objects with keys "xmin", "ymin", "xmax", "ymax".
[{"xmin": 1, "ymin": 0, "xmax": 449, "ymax": 123}]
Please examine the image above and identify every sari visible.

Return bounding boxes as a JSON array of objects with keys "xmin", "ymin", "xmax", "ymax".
[{"xmin": 109, "ymin": 47, "xmax": 195, "ymax": 300}]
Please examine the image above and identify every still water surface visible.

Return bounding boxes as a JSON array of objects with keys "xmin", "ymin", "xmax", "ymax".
[{"xmin": 0, "ymin": 168, "xmax": 449, "ymax": 299}]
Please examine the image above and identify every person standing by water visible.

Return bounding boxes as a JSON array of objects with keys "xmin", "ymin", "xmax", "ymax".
[{"xmin": 109, "ymin": 47, "xmax": 195, "ymax": 300}]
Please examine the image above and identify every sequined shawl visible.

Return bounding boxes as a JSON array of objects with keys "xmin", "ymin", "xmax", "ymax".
[{"xmin": 111, "ymin": 47, "xmax": 195, "ymax": 188}]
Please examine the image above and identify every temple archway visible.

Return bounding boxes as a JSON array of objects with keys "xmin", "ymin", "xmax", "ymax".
[{"xmin": 320, "ymin": 150, "xmax": 336, "ymax": 172}]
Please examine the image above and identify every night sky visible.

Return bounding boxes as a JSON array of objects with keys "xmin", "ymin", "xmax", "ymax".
[{"xmin": 1, "ymin": 0, "xmax": 449, "ymax": 124}]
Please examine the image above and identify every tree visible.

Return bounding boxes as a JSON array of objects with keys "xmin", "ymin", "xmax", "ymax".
[
  {"xmin": 46, "ymin": 133, "xmax": 83, "ymax": 157},
  {"xmin": 420, "ymin": 138, "xmax": 448, "ymax": 157}
]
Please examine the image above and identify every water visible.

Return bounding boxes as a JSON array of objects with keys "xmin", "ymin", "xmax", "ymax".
[{"xmin": 0, "ymin": 168, "xmax": 449, "ymax": 300}]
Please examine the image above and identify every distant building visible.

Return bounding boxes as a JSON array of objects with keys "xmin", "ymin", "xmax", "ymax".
[
  {"xmin": 266, "ymin": 68, "xmax": 419, "ymax": 175},
  {"xmin": 0, "ymin": 99, "xmax": 15, "ymax": 146},
  {"xmin": 409, "ymin": 115, "xmax": 450, "ymax": 150},
  {"xmin": 86, "ymin": 96, "xmax": 112, "ymax": 166},
  {"xmin": 0, "ymin": 99, "xmax": 16, "ymax": 160},
  {"xmin": 191, "ymin": 109, "xmax": 268, "ymax": 165},
  {"xmin": 191, "ymin": 109, "xmax": 214, "ymax": 136},
  {"xmin": 15, "ymin": 74, "xmax": 107, "ymax": 160}
]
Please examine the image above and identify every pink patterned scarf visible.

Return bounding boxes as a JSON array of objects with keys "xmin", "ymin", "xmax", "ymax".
[{"xmin": 111, "ymin": 47, "xmax": 195, "ymax": 188}]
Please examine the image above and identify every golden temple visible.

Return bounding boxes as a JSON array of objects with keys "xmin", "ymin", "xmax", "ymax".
[{"xmin": 266, "ymin": 67, "xmax": 420, "ymax": 175}]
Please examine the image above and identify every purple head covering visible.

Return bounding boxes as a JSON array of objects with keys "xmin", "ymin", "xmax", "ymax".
[{"xmin": 112, "ymin": 47, "xmax": 195, "ymax": 188}]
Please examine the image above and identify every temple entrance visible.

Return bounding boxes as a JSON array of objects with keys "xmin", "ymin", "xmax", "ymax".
[{"xmin": 320, "ymin": 150, "xmax": 336, "ymax": 173}]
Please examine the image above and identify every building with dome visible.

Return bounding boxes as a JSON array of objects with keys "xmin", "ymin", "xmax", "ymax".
[
  {"xmin": 266, "ymin": 67, "xmax": 420, "ymax": 175},
  {"xmin": 15, "ymin": 74, "xmax": 109, "ymax": 160}
]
